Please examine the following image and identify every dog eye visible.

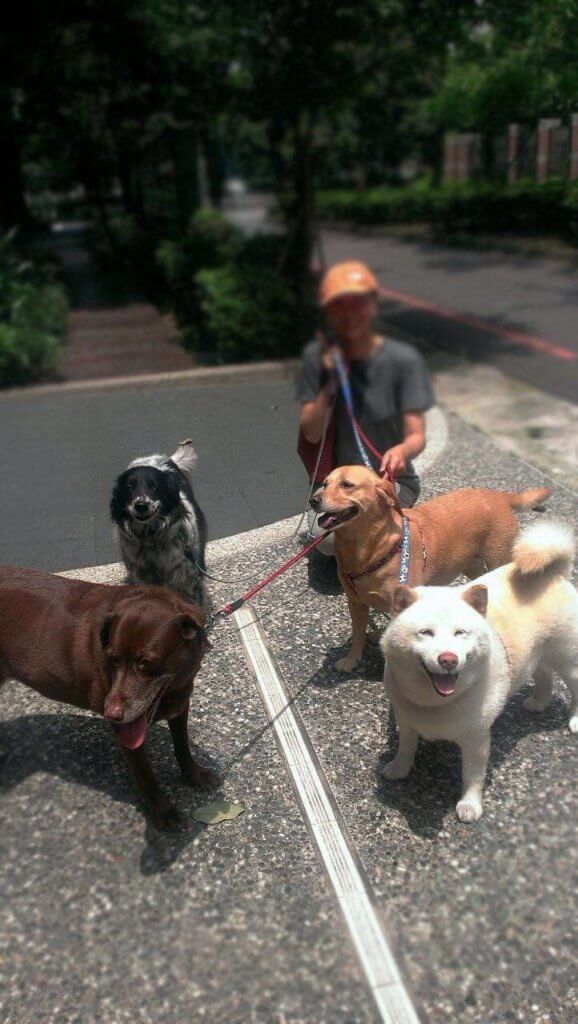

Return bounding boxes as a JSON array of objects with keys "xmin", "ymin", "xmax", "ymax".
[
  {"xmin": 454, "ymin": 629, "xmax": 468, "ymax": 637},
  {"xmin": 418, "ymin": 628, "xmax": 434, "ymax": 637},
  {"xmin": 341, "ymin": 481, "xmax": 354, "ymax": 490},
  {"xmin": 137, "ymin": 660, "xmax": 153, "ymax": 674}
]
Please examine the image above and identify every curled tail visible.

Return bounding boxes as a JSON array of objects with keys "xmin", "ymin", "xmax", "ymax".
[
  {"xmin": 513, "ymin": 520, "xmax": 574, "ymax": 578},
  {"xmin": 171, "ymin": 439, "xmax": 198, "ymax": 480},
  {"xmin": 509, "ymin": 486, "xmax": 551, "ymax": 511}
]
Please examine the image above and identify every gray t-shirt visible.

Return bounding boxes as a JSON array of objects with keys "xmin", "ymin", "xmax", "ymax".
[{"xmin": 296, "ymin": 336, "xmax": 434, "ymax": 497}]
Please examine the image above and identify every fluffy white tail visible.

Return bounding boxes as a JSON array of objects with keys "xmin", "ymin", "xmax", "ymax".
[
  {"xmin": 171, "ymin": 439, "xmax": 198, "ymax": 480},
  {"xmin": 513, "ymin": 520, "xmax": 575, "ymax": 578}
]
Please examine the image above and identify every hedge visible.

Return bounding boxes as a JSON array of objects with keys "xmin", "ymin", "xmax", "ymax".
[
  {"xmin": 156, "ymin": 211, "xmax": 303, "ymax": 362},
  {"xmin": 0, "ymin": 234, "xmax": 68, "ymax": 386},
  {"xmin": 316, "ymin": 179, "xmax": 578, "ymax": 240}
]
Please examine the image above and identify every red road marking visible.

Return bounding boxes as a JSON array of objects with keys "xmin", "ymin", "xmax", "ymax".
[{"xmin": 378, "ymin": 284, "xmax": 578, "ymax": 362}]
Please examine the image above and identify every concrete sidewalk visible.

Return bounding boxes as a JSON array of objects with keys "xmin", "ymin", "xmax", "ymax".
[{"xmin": 1, "ymin": 415, "xmax": 576, "ymax": 1024}]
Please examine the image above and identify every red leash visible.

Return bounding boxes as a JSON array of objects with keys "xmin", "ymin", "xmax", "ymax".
[
  {"xmin": 209, "ymin": 530, "xmax": 331, "ymax": 625},
  {"xmin": 352, "ymin": 418, "xmax": 395, "ymax": 484},
  {"xmin": 209, "ymin": 363, "xmax": 395, "ymax": 627}
]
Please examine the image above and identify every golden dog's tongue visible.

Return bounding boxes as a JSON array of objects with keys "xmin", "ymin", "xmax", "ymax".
[{"xmin": 116, "ymin": 713, "xmax": 148, "ymax": 749}]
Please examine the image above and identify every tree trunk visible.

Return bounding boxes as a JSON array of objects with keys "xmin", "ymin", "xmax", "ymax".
[
  {"xmin": 290, "ymin": 117, "xmax": 315, "ymax": 316},
  {"xmin": 116, "ymin": 151, "xmax": 144, "ymax": 221},
  {"xmin": 0, "ymin": 90, "xmax": 30, "ymax": 230},
  {"xmin": 267, "ymin": 119, "xmax": 287, "ymax": 197},
  {"xmin": 172, "ymin": 129, "xmax": 201, "ymax": 230},
  {"xmin": 430, "ymin": 128, "xmax": 444, "ymax": 187},
  {"xmin": 481, "ymin": 133, "xmax": 494, "ymax": 179},
  {"xmin": 201, "ymin": 118, "xmax": 224, "ymax": 208}
]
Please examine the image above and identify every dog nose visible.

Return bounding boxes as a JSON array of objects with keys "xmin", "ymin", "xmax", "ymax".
[
  {"xmin": 134, "ymin": 499, "xmax": 149, "ymax": 513},
  {"xmin": 104, "ymin": 696, "xmax": 126, "ymax": 722},
  {"xmin": 309, "ymin": 494, "xmax": 321, "ymax": 510},
  {"xmin": 437, "ymin": 651, "xmax": 458, "ymax": 672}
]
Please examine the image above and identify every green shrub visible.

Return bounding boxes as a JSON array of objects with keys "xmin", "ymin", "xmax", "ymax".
[
  {"xmin": 194, "ymin": 263, "xmax": 297, "ymax": 362},
  {"xmin": 316, "ymin": 178, "xmax": 577, "ymax": 240},
  {"xmin": 0, "ymin": 234, "xmax": 68, "ymax": 386},
  {"xmin": 156, "ymin": 209, "xmax": 243, "ymax": 329},
  {"xmin": 156, "ymin": 209, "xmax": 241, "ymax": 287}
]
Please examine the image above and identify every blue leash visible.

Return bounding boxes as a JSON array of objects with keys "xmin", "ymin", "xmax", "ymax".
[
  {"xmin": 398, "ymin": 515, "xmax": 411, "ymax": 584},
  {"xmin": 330, "ymin": 348, "xmax": 373, "ymax": 470},
  {"xmin": 329, "ymin": 346, "xmax": 411, "ymax": 585}
]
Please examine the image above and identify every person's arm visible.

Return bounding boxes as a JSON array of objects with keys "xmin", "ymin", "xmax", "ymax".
[
  {"xmin": 379, "ymin": 411, "xmax": 425, "ymax": 477},
  {"xmin": 299, "ymin": 381, "xmax": 334, "ymax": 443},
  {"xmin": 298, "ymin": 343, "xmax": 335, "ymax": 443}
]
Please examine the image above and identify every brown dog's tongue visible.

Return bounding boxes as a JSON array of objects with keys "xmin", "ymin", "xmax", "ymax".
[{"xmin": 115, "ymin": 713, "xmax": 148, "ymax": 749}]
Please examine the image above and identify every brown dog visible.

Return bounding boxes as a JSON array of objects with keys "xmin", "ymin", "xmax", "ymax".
[
  {"xmin": 0, "ymin": 566, "xmax": 218, "ymax": 830},
  {"xmin": 310, "ymin": 466, "xmax": 550, "ymax": 672}
]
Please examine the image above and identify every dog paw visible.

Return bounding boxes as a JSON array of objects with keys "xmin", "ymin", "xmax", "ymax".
[
  {"xmin": 381, "ymin": 759, "xmax": 412, "ymax": 781},
  {"xmin": 568, "ymin": 715, "xmax": 578, "ymax": 735},
  {"xmin": 366, "ymin": 625, "xmax": 385, "ymax": 647},
  {"xmin": 182, "ymin": 762, "xmax": 221, "ymax": 790},
  {"xmin": 456, "ymin": 798, "xmax": 483, "ymax": 823},
  {"xmin": 334, "ymin": 655, "xmax": 359, "ymax": 673},
  {"xmin": 523, "ymin": 695, "xmax": 548, "ymax": 713},
  {"xmin": 153, "ymin": 804, "xmax": 190, "ymax": 832}
]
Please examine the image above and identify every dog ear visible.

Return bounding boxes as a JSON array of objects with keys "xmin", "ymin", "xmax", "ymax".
[
  {"xmin": 391, "ymin": 585, "xmax": 418, "ymax": 616},
  {"xmin": 462, "ymin": 585, "xmax": 488, "ymax": 616},
  {"xmin": 109, "ymin": 476, "xmax": 126, "ymax": 524},
  {"xmin": 177, "ymin": 615, "xmax": 200, "ymax": 640},
  {"xmin": 375, "ymin": 479, "xmax": 403, "ymax": 515},
  {"xmin": 100, "ymin": 613, "xmax": 117, "ymax": 650},
  {"xmin": 176, "ymin": 614, "xmax": 212, "ymax": 650}
]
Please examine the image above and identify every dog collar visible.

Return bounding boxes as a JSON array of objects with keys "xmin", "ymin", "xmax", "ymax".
[
  {"xmin": 343, "ymin": 516, "xmax": 427, "ymax": 594},
  {"xmin": 343, "ymin": 520, "xmax": 407, "ymax": 594}
]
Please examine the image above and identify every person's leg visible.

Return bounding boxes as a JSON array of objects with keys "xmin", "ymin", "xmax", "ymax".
[
  {"xmin": 396, "ymin": 482, "xmax": 418, "ymax": 508},
  {"xmin": 306, "ymin": 506, "xmax": 335, "ymax": 556}
]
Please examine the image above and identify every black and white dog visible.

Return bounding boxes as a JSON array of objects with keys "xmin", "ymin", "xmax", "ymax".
[{"xmin": 110, "ymin": 440, "xmax": 208, "ymax": 606}]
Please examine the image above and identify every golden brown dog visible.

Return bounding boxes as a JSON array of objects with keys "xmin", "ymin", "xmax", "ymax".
[{"xmin": 309, "ymin": 466, "xmax": 550, "ymax": 672}]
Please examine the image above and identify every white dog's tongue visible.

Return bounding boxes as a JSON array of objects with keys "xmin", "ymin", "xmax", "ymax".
[
  {"xmin": 115, "ymin": 713, "xmax": 148, "ymax": 749},
  {"xmin": 432, "ymin": 675, "xmax": 456, "ymax": 697}
]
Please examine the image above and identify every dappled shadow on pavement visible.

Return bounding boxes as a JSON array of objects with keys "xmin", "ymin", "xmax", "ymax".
[
  {"xmin": 375, "ymin": 690, "xmax": 569, "ymax": 839},
  {"xmin": 0, "ymin": 711, "xmax": 219, "ymax": 873}
]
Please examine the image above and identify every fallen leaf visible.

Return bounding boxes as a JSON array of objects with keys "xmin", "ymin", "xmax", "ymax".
[{"xmin": 192, "ymin": 801, "xmax": 245, "ymax": 824}]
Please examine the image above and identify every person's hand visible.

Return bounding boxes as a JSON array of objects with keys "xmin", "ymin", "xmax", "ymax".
[
  {"xmin": 380, "ymin": 445, "xmax": 407, "ymax": 479},
  {"xmin": 320, "ymin": 340, "xmax": 335, "ymax": 375}
]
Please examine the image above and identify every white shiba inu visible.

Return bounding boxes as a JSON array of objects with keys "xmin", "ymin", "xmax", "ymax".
[{"xmin": 381, "ymin": 520, "xmax": 578, "ymax": 822}]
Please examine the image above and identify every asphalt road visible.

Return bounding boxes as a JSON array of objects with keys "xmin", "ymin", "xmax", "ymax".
[
  {"xmin": 322, "ymin": 227, "xmax": 578, "ymax": 404},
  {"xmin": 0, "ymin": 374, "xmax": 305, "ymax": 572},
  {"xmin": 1, "ymin": 412, "xmax": 576, "ymax": 1024},
  {"xmin": 228, "ymin": 197, "xmax": 578, "ymax": 403}
]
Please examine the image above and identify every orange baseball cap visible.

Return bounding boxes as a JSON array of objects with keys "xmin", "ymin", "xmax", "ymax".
[{"xmin": 319, "ymin": 261, "xmax": 378, "ymax": 307}]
